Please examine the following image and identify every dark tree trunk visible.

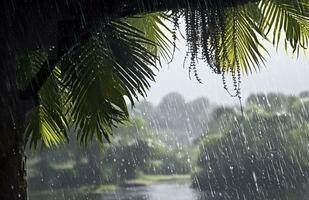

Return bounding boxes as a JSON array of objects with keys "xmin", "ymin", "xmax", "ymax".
[
  {"xmin": 0, "ymin": 120, "xmax": 27, "ymax": 200},
  {"xmin": 0, "ymin": 38, "xmax": 34, "ymax": 200}
]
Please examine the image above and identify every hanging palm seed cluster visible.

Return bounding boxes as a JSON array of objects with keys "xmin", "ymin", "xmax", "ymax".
[{"xmin": 169, "ymin": 2, "xmax": 263, "ymax": 101}]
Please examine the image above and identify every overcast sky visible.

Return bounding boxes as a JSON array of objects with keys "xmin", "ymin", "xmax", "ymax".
[{"xmin": 143, "ymin": 35, "xmax": 309, "ymax": 106}]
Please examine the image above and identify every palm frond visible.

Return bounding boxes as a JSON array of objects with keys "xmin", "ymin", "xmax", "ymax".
[
  {"xmin": 259, "ymin": 0, "xmax": 309, "ymax": 53},
  {"xmin": 19, "ymin": 18, "xmax": 160, "ymax": 147},
  {"xmin": 124, "ymin": 12, "xmax": 174, "ymax": 61},
  {"xmin": 219, "ymin": 5, "xmax": 267, "ymax": 74},
  {"xmin": 59, "ymin": 21, "xmax": 158, "ymax": 145},
  {"xmin": 16, "ymin": 50, "xmax": 47, "ymax": 90},
  {"xmin": 182, "ymin": 2, "xmax": 267, "ymax": 87},
  {"xmin": 25, "ymin": 67, "xmax": 68, "ymax": 148}
]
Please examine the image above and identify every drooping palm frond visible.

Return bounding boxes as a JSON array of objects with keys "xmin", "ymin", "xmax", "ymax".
[
  {"xmin": 62, "ymin": 21, "xmax": 159, "ymax": 145},
  {"xmin": 24, "ymin": 74, "xmax": 68, "ymax": 148},
  {"xmin": 219, "ymin": 5, "xmax": 267, "ymax": 74},
  {"xmin": 184, "ymin": 3, "xmax": 267, "ymax": 73},
  {"xmin": 24, "ymin": 70, "xmax": 68, "ymax": 148},
  {"xmin": 17, "ymin": 51, "xmax": 68, "ymax": 148},
  {"xmin": 259, "ymin": 0, "xmax": 309, "ymax": 54},
  {"xmin": 124, "ymin": 12, "xmax": 174, "ymax": 61},
  {"xmin": 16, "ymin": 51, "xmax": 47, "ymax": 91},
  {"xmin": 20, "ymin": 17, "xmax": 161, "ymax": 147}
]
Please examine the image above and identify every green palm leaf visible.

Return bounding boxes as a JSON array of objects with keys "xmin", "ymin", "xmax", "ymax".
[
  {"xmin": 61, "ymin": 21, "xmax": 159, "ymax": 144},
  {"xmin": 219, "ymin": 5, "xmax": 267, "ymax": 74},
  {"xmin": 24, "ymin": 68, "xmax": 68, "ymax": 148},
  {"xmin": 125, "ymin": 13, "xmax": 174, "ymax": 61},
  {"xmin": 16, "ymin": 51, "xmax": 47, "ymax": 90},
  {"xmin": 21, "ymin": 19, "xmax": 161, "ymax": 147},
  {"xmin": 259, "ymin": 0, "xmax": 309, "ymax": 54},
  {"xmin": 17, "ymin": 51, "xmax": 68, "ymax": 148}
]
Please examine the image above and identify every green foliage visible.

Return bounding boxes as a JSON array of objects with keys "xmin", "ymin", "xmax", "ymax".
[
  {"xmin": 194, "ymin": 93, "xmax": 309, "ymax": 199},
  {"xmin": 125, "ymin": 12, "xmax": 174, "ymax": 61},
  {"xmin": 96, "ymin": 113, "xmax": 194, "ymax": 182},
  {"xmin": 246, "ymin": 93, "xmax": 299, "ymax": 112},
  {"xmin": 259, "ymin": 0, "xmax": 309, "ymax": 53},
  {"xmin": 17, "ymin": 51, "xmax": 69, "ymax": 148},
  {"xmin": 16, "ymin": 51, "xmax": 47, "ymax": 90},
  {"xmin": 104, "ymin": 139, "xmax": 165, "ymax": 181},
  {"xmin": 18, "ymin": 14, "xmax": 171, "ymax": 148}
]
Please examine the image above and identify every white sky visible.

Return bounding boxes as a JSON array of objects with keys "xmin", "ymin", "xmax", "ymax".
[{"xmin": 143, "ymin": 34, "xmax": 309, "ymax": 106}]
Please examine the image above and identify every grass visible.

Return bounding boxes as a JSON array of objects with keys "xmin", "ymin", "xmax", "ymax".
[
  {"xmin": 92, "ymin": 184, "xmax": 117, "ymax": 193},
  {"xmin": 123, "ymin": 174, "xmax": 191, "ymax": 186}
]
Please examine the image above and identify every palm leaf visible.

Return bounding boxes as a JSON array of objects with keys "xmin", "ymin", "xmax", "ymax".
[
  {"xmin": 219, "ymin": 5, "xmax": 267, "ymax": 74},
  {"xmin": 24, "ymin": 67, "xmax": 68, "ymax": 148},
  {"xmin": 124, "ymin": 12, "xmax": 174, "ymax": 61},
  {"xmin": 16, "ymin": 50, "xmax": 47, "ymax": 90},
  {"xmin": 19, "ymin": 17, "xmax": 161, "ymax": 147},
  {"xmin": 259, "ymin": 0, "xmax": 309, "ymax": 53},
  {"xmin": 59, "ymin": 21, "xmax": 158, "ymax": 145}
]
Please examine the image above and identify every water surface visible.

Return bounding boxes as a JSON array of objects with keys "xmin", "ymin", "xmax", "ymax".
[{"xmin": 30, "ymin": 182, "xmax": 225, "ymax": 200}]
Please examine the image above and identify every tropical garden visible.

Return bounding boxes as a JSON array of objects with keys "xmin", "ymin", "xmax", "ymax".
[{"xmin": 1, "ymin": 0, "xmax": 309, "ymax": 199}]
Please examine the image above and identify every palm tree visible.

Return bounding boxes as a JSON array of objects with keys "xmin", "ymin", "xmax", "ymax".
[
  {"xmin": 1, "ymin": 0, "xmax": 309, "ymax": 199},
  {"xmin": 1, "ymin": 13, "xmax": 172, "ymax": 200}
]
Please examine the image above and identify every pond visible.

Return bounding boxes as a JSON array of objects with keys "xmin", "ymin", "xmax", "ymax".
[{"xmin": 30, "ymin": 182, "xmax": 226, "ymax": 200}]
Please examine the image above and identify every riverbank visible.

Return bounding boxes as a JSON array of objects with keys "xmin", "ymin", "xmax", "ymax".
[
  {"xmin": 30, "ymin": 174, "xmax": 191, "ymax": 198},
  {"xmin": 118, "ymin": 174, "xmax": 190, "ymax": 187}
]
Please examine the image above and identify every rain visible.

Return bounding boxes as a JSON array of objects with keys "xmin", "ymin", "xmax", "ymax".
[
  {"xmin": 1, "ymin": 1, "xmax": 309, "ymax": 200},
  {"xmin": 27, "ymin": 34, "xmax": 309, "ymax": 200}
]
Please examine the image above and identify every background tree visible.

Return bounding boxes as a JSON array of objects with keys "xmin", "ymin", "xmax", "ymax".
[
  {"xmin": 193, "ymin": 93, "xmax": 309, "ymax": 199},
  {"xmin": 133, "ymin": 93, "xmax": 212, "ymax": 145}
]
